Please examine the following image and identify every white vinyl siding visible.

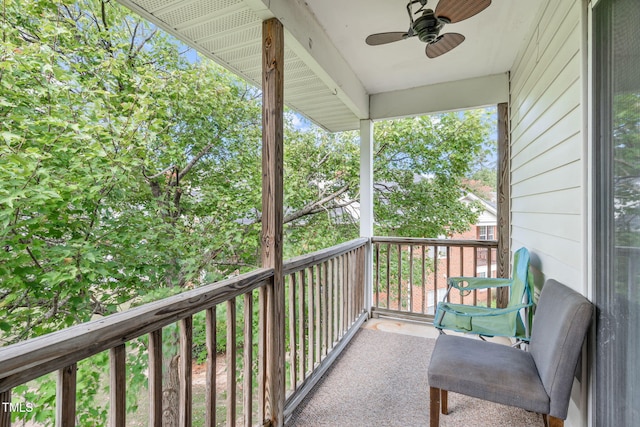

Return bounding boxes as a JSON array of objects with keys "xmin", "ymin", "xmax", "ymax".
[{"xmin": 509, "ymin": 0, "xmax": 586, "ymax": 290}]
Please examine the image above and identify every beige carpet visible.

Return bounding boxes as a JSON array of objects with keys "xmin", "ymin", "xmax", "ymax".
[{"xmin": 287, "ymin": 324, "xmax": 543, "ymax": 427}]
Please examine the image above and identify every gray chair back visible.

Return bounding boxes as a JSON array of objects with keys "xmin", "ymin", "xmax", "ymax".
[{"xmin": 529, "ymin": 279, "xmax": 593, "ymax": 419}]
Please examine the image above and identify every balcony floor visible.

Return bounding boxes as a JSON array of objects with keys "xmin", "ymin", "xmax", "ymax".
[{"xmin": 287, "ymin": 319, "xmax": 544, "ymax": 427}]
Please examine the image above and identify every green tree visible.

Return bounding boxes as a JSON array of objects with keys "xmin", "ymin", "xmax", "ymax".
[
  {"xmin": 373, "ymin": 113, "xmax": 490, "ymax": 237},
  {"xmin": 1, "ymin": 0, "xmax": 264, "ymax": 336},
  {"xmin": 1, "ymin": 0, "xmax": 262, "ymax": 423},
  {"xmin": 281, "ymin": 111, "xmax": 493, "ymax": 253}
]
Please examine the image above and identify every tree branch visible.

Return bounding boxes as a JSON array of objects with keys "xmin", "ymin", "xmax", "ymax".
[
  {"xmin": 131, "ymin": 29, "xmax": 157, "ymax": 60},
  {"xmin": 177, "ymin": 141, "xmax": 215, "ymax": 182},
  {"xmin": 283, "ymin": 184, "xmax": 351, "ymax": 224},
  {"xmin": 144, "ymin": 164, "xmax": 175, "ymax": 181},
  {"xmin": 127, "ymin": 21, "xmax": 139, "ymax": 58}
]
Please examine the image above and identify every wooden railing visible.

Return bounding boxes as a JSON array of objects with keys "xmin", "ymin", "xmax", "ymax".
[
  {"xmin": 0, "ymin": 238, "xmax": 368, "ymax": 426},
  {"xmin": 371, "ymin": 237, "xmax": 500, "ymax": 321},
  {"xmin": 0, "ymin": 237, "xmax": 499, "ymax": 425},
  {"xmin": 282, "ymin": 238, "xmax": 368, "ymax": 419},
  {"xmin": 0, "ymin": 268, "xmax": 273, "ymax": 427}
]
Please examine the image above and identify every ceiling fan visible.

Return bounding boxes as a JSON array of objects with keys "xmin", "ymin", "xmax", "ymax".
[{"xmin": 365, "ymin": 0, "xmax": 491, "ymax": 58}]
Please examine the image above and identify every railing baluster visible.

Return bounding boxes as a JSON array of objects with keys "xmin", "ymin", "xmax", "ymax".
[
  {"xmin": 356, "ymin": 248, "xmax": 361, "ymax": 315},
  {"xmin": 226, "ymin": 300, "xmax": 237, "ymax": 426},
  {"xmin": 205, "ymin": 308, "xmax": 216, "ymax": 427},
  {"xmin": 386, "ymin": 244, "xmax": 390, "ymax": 309},
  {"xmin": 358, "ymin": 248, "xmax": 363, "ymax": 315},
  {"xmin": 356, "ymin": 249, "xmax": 361, "ymax": 315},
  {"xmin": 488, "ymin": 247, "xmax": 494, "ymax": 306},
  {"xmin": 344, "ymin": 252, "xmax": 353, "ymax": 326},
  {"xmin": 110, "ymin": 344, "xmax": 126, "ymax": 427},
  {"xmin": 180, "ymin": 317, "xmax": 193, "ymax": 427},
  {"xmin": 306, "ymin": 267, "xmax": 314, "ymax": 372},
  {"xmin": 360, "ymin": 247, "xmax": 365, "ymax": 313},
  {"xmin": 345, "ymin": 252, "xmax": 350, "ymax": 325},
  {"xmin": 375, "ymin": 243, "xmax": 380, "ymax": 308},
  {"xmin": 409, "ymin": 245, "xmax": 414, "ymax": 313},
  {"xmin": 258, "ymin": 284, "xmax": 266, "ymax": 424},
  {"xmin": 315, "ymin": 264, "xmax": 321, "ymax": 365},
  {"xmin": 397, "ymin": 244, "xmax": 402, "ymax": 311},
  {"xmin": 350, "ymin": 251, "xmax": 355, "ymax": 321},
  {"xmin": 331, "ymin": 258, "xmax": 341, "ymax": 342},
  {"xmin": 288, "ymin": 274, "xmax": 297, "ymax": 392},
  {"xmin": 327, "ymin": 259, "xmax": 334, "ymax": 349},
  {"xmin": 489, "ymin": 247, "xmax": 494, "ymax": 278},
  {"xmin": 322, "ymin": 261, "xmax": 329, "ymax": 358},
  {"xmin": 433, "ymin": 245, "xmax": 439, "ymax": 313},
  {"xmin": 446, "ymin": 246, "xmax": 451, "ymax": 303},
  {"xmin": 473, "ymin": 247, "xmax": 478, "ymax": 306},
  {"xmin": 352, "ymin": 250, "xmax": 357, "ymax": 317},
  {"xmin": 149, "ymin": 329, "xmax": 163, "ymax": 427},
  {"xmin": 243, "ymin": 293, "xmax": 253, "ymax": 427},
  {"xmin": 340, "ymin": 254, "xmax": 349, "ymax": 337},
  {"xmin": 421, "ymin": 245, "xmax": 426, "ymax": 314},
  {"xmin": 56, "ymin": 364, "xmax": 76, "ymax": 427},
  {"xmin": 297, "ymin": 270, "xmax": 305, "ymax": 382}
]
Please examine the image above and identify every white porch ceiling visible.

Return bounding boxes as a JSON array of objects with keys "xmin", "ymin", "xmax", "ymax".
[{"xmin": 118, "ymin": 0, "xmax": 544, "ymax": 132}]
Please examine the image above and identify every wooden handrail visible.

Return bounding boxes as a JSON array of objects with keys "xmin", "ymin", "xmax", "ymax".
[
  {"xmin": 283, "ymin": 237, "xmax": 368, "ymax": 275},
  {"xmin": 372, "ymin": 237, "xmax": 497, "ymax": 247},
  {"xmin": 0, "ymin": 268, "xmax": 273, "ymax": 392}
]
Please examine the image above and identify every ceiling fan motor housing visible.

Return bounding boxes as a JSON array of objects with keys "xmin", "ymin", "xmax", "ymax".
[{"xmin": 412, "ymin": 9, "xmax": 448, "ymax": 43}]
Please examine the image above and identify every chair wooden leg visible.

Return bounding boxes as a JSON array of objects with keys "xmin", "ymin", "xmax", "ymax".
[
  {"xmin": 441, "ymin": 389, "xmax": 448, "ymax": 415},
  {"xmin": 547, "ymin": 415, "xmax": 564, "ymax": 427},
  {"xmin": 543, "ymin": 414, "xmax": 564, "ymax": 427},
  {"xmin": 429, "ymin": 387, "xmax": 440, "ymax": 427}
]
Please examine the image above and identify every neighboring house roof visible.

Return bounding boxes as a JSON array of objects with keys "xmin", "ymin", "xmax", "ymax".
[
  {"xmin": 323, "ymin": 188, "xmax": 497, "ymax": 228},
  {"xmin": 459, "ymin": 192, "xmax": 497, "ymax": 227}
]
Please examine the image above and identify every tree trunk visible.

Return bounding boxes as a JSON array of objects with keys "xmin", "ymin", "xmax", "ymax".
[{"xmin": 162, "ymin": 354, "xmax": 180, "ymax": 426}]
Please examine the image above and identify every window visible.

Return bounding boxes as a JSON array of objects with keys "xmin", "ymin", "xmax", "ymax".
[
  {"xmin": 478, "ymin": 226, "xmax": 495, "ymax": 240},
  {"xmin": 594, "ymin": 1, "xmax": 640, "ymax": 425}
]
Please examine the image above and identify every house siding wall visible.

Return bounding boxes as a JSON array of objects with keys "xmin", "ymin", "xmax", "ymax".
[
  {"xmin": 509, "ymin": 0, "xmax": 586, "ymax": 291},
  {"xmin": 509, "ymin": 1, "xmax": 588, "ymax": 426}
]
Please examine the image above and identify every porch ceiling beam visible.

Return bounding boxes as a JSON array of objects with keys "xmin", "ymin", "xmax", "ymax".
[
  {"xmin": 245, "ymin": 0, "xmax": 370, "ymax": 120},
  {"xmin": 370, "ymin": 73, "xmax": 509, "ymax": 120}
]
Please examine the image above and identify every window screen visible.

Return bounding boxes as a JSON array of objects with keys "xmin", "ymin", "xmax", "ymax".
[{"xmin": 594, "ymin": 0, "xmax": 640, "ymax": 425}]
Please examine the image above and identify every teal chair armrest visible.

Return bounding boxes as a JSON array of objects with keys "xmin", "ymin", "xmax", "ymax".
[{"xmin": 447, "ymin": 277, "xmax": 512, "ymax": 291}]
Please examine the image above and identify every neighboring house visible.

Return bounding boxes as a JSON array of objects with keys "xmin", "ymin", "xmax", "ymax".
[
  {"xmin": 451, "ymin": 192, "xmax": 498, "ymax": 278},
  {"xmin": 423, "ymin": 192, "xmax": 499, "ymax": 313}
]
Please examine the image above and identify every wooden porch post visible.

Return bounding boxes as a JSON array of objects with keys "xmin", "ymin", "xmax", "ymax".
[
  {"xmin": 360, "ymin": 120, "xmax": 374, "ymax": 314},
  {"xmin": 496, "ymin": 102, "xmax": 510, "ymax": 307},
  {"xmin": 261, "ymin": 17, "xmax": 285, "ymax": 427}
]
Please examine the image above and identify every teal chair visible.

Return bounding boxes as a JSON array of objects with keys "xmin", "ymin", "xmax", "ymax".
[{"xmin": 433, "ymin": 247, "xmax": 533, "ymax": 342}]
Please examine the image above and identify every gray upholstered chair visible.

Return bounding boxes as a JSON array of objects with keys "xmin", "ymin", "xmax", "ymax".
[{"xmin": 428, "ymin": 279, "xmax": 593, "ymax": 427}]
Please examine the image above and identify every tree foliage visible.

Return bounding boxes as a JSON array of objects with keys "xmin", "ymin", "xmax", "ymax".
[
  {"xmin": 1, "ymin": 0, "xmax": 263, "ymax": 340},
  {"xmin": 373, "ymin": 113, "xmax": 490, "ymax": 237}
]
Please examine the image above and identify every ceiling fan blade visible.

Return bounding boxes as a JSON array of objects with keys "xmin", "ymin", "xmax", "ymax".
[
  {"xmin": 365, "ymin": 32, "xmax": 409, "ymax": 46},
  {"xmin": 435, "ymin": 0, "xmax": 491, "ymax": 23},
  {"xmin": 426, "ymin": 32, "xmax": 465, "ymax": 58}
]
